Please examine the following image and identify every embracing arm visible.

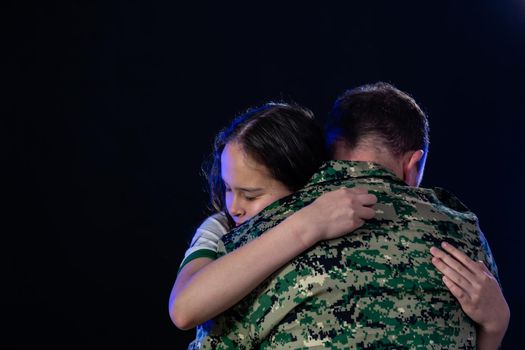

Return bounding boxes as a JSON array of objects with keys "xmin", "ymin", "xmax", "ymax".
[
  {"xmin": 169, "ymin": 188, "xmax": 377, "ymax": 330},
  {"xmin": 430, "ymin": 242, "xmax": 510, "ymax": 350}
]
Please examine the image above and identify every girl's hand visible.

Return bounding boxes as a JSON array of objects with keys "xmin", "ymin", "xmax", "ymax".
[
  {"xmin": 430, "ymin": 242, "xmax": 509, "ymax": 349},
  {"xmin": 298, "ymin": 187, "xmax": 377, "ymax": 245}
]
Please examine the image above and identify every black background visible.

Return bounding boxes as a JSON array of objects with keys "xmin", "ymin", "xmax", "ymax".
[{"xmin": 5, "ymin": 0, "xmax": 525, "ymax": 348}]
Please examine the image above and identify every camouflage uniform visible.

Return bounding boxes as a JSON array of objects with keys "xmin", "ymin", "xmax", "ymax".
[{"xmin": 189, "ymin": 160, "xmax": 499, "ymax": 350}]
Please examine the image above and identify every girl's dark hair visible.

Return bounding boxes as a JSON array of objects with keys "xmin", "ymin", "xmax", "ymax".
[{"xmin": 204, "ymin": 102, "xmax": 327, "ymax": 216}]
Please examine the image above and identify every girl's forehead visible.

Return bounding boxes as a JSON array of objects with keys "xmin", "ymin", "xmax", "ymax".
[{"xmin": 221, "ymin": 142, "xmax": 272, "ymax": 185}]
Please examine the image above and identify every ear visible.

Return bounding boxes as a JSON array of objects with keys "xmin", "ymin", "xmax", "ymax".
[{"xmin": 403, "ymin": 150, "xmax": 425, "ymax": 187}]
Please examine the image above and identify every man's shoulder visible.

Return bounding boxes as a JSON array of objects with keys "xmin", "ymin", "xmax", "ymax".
[
  {"xmin": 431, "ymin": 186, "xmax": 479, "ymax": 214},
  {"xmin": 383, "ymin": 184, "xmax": 478, "ymax": 221}
]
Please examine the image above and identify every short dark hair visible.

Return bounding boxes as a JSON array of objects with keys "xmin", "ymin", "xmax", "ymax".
[
  {"xmin": 205, "ymin": 102, "xmax": 327, "ymax": 216},
  {"xmin": 325, "ymin": 82, "xmax": 429, "ymax": 158}
]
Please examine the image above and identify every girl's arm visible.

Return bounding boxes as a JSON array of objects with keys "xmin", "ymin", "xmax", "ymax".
[
  {"xmin": 169, "ymin": 188, "xmax": 377, "ymax": 329},
  {"xmin": 430, "ymin": 242, "xmax": 510, "ymax": 350}
]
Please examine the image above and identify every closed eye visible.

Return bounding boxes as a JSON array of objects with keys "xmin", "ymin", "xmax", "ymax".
[{"xmin": 243, "ymin": 191, "xmax": 263, "ymax": 201}]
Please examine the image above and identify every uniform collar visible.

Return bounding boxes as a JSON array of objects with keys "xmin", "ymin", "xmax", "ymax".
[{"xmin": 307, "ymin": 160, "xmax": 407, "ymax": 187}]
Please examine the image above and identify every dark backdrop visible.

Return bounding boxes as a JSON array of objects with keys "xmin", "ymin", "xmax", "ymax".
[{"xmin": 6, "ymin": 1, "xmax": 524, "ymax": 348}]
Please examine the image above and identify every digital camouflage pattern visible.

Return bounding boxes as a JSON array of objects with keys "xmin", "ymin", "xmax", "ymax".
[{"xmin": 189, "ymin": 160, "xmax": 499, "ymax": 350}]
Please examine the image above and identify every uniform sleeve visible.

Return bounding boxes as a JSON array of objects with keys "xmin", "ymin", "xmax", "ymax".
[
  {"xmin": 477, "ymin": 229, "xmax": 500, "ymax": 284},
  {"xmin": 178, "ymin": 212, "xmax": 231, "ymax": 272}
]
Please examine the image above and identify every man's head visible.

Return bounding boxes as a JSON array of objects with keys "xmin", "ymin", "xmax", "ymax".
[{"xmin": 325, "ymin": 82, "xmax": 429, "ymax": 187}]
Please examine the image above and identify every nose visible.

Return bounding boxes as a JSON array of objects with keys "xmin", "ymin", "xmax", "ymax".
[{"xmin": 229, "ymin": 196, "xmax": 245, "ymax": 222}]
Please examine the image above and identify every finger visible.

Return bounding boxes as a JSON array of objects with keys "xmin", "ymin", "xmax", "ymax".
[
  {"xmin": 442, "ymin": 275, "xmax": 470, "ymax": 304},
  {"xmin": 477, "ymin": 260, "xmax": 491, "ymax": 274},
  {"xmin": 429, "ymin": 246, "xmax": 477, "ymax": 284},
  {"xmin": 476, "ymin": 261, "xmax": 499, "ymax": 285},
  {"xmin": 356, "ymin": 206, "xmax": 376, "ymax": 220},
  {"xmin": 354, "ymin": 218, "xmax": 365, "ymax": 229},
  {"xmin": 348, "ymin": 187, "xmax": 368, "ymax": 195},
  {"xmin": 441, "ymin": 242, "xmax": 482, "ymax": 274},
  {"xmin": 429, "ymin": 246, "xmax": 451, "ymax": 260},
  {"xmin": 431, "ymin": 254, "xmax": 474, "ymax": 289},
  {"xmin": 357, "ymin": 193, "xmax": 377, "ymax": 206}
]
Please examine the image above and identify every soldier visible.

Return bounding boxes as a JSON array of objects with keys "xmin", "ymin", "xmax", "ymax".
[{"xmin": 184, "ymin": 83, "xmax": 508, "ymax": 349}]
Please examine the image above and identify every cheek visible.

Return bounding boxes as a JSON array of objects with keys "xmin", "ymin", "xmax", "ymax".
[
  {"xmin": 246, "ymin": 198, "xmax": 274, "ymax": 218},
  {"xmin": 224, "ymin": 193, "xmax": 233, "ymax": 212},
  {"xmin": 248, "ymin": 202, "xmax": 264, "ymax": 215}
]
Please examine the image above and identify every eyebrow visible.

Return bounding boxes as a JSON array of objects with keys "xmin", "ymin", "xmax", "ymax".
[
  {"xmin": 238, "ymin": 187, "xmax": 263, "ymax": 193},
  {"xmin": 223, "ymin": 180, "xmax": 263, "ymax": 193}
]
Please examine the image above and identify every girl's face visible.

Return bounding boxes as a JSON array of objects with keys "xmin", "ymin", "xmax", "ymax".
[{"xmin": 221, "ymin": 141, "xmax": 292, "ymax": 226}]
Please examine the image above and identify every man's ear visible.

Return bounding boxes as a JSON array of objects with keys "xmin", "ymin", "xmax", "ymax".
[{"xmin": 403, "ymin": 150, "xmax": 425, "ymax": 187}]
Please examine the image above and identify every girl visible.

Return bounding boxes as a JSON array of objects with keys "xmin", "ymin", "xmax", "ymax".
[{"xmin": 170, "ymin": 102, "xmax": 377, "ymax": 328}]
